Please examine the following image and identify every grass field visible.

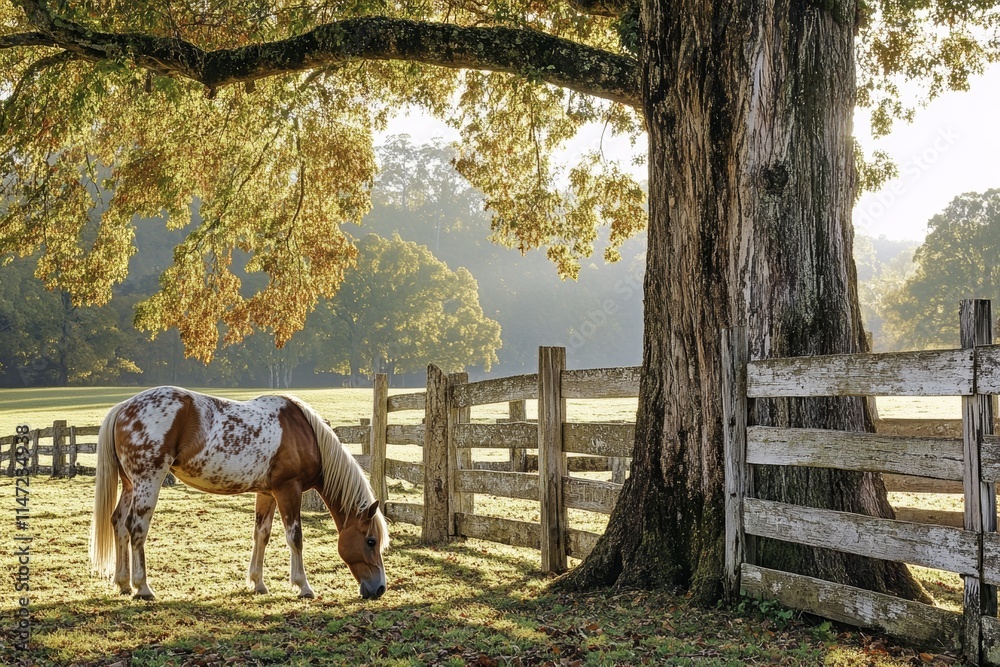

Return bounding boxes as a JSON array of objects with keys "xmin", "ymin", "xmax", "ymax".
[
  {"xmin": 0, "ymin": 388, "xmax": 966, "ymax": 666},
  {"xmin": 0, "ymin": 386, "xmax": 643, "ymax": 436}
]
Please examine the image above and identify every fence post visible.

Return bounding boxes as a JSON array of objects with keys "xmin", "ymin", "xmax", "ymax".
[
  {"xmin": 962, "ymin": 299, "xmax": 997, "ymax": 665},
  {"xmin": 538, "ymin": 346, "xmax": 567, "ymax": 573},
  {"xmin": 509, "ymin": 400, "xmax": 528, "ymax": 472},
  {"xmin": 370, "ymin": 373, "xmax": 389, "ymax": 507},
  {"xmin": 356, "ymin": 418, "xmax": 371, "ymax": 468},
  {"xmin": 68, "ymin": 426, "xmax": 78, "ymax": 478},
  {"xmin": 423, "ymin": 364, "xmax": 450, "ymax": 542},
  {"xmin": 722, "ymin": 327, "xmax": 752, "ymax": 599},
  {"xmin": 7, "ymin": 436, "xmax": 17, "ymax": 476},
  {"xmin": 30, "ymin": 429, "xmax": 39, "ymax": 475},
  {"xmin": 51, "ymin": 420, "xmax": 66, "ymax": 478},
  {"xmin": 448, "ymin": 372, "xmax": 474, "ymax": 535},
  {"xmin": 611, "ymin": 456, "xmax": 627, "ymax": 484}
]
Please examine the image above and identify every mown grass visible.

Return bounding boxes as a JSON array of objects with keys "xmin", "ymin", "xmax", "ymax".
[
  {"xmin": 0, "ymin": 478, "xmax": 954, "ymax": 666},
  {"xmin": 0, "ymin": 389, "xmax": 967, "ymax": 665},
  {"xmin": 0, "ymin": 386, "xmax": 639, "ymax": 435},
  {"xmin": 0, "ymin": 387, "xmax": 632, "ymax": 538}
]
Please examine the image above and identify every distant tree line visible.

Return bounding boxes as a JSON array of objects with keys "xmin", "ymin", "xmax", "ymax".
[
  {"xmin": 858, "ymin": 188, "xmax": 1000, "ymax": 352},
  {"xmin": 0, "ymin": 136, "xmax": 644, "ymax": 388}
]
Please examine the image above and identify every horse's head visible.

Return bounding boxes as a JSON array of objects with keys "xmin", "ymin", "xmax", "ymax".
[{"xmin": 338, "ymin": 500, "xmax": 387, "ymax": 600}]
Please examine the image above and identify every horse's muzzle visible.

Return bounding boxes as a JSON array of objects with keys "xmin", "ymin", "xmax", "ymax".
[{"xmin": 360, "ymin": 582, "xmax": 386, "ymax": 600}]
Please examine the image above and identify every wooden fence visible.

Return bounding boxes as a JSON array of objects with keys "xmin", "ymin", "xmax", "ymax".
[
  {"xmin": 12, "ymin": 328, "xmax": 999, "ymax": 656},
  {"xmin": 367, "ymin": 347, "xmax": 639, "ymax": 571},
  {"xmin": 0, "ymin": 421, "xmax": 99, "ymax": 477},
  {"xmin": 723, "ymin": 299, "xmax": 1000, "ymax": 665},
  {"xmin": 1, "ymin": 355, "xmax": 633, "ymax": 568}
]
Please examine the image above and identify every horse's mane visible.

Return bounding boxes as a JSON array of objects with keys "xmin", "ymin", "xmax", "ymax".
[{"xmin": 281, "ymin": 395, "xmax": 389, "ymax": 552}]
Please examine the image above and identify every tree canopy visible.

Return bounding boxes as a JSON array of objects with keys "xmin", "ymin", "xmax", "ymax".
[
  {"xmin": 0, "ymin": 0, "xmax": 646, "ymax": 363},
  {"xmin": 2, "ymin": 0, "xmax": 991, "ymax": 361}
]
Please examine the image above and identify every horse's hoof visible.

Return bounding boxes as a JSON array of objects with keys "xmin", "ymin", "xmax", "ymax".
[
  {"xmin": 298, "ymin": 591, "xmax": 315, "ymax": 599},
  {"xmin": 133, "ymin": 593, "xmax": 155, "ymax": 601},
  {"xmin": 119, "ymin": 590, "xmax": 131, "ymax": 596},
  {"xmin": 253, "ymin": 586, "xmax": 268, "ymax": 595}
]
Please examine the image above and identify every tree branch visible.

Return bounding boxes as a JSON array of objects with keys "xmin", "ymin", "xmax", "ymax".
[
  {"xmin": 5, "ymin": 13, "xmax": 641, "ymax": 107},
  {"xmin": 566, "ymin": 0, "xmax": 631, "ymax": 18},
  {"xmin": 0, "ymin": 32, "xmax": 56, "ymax": 49}
]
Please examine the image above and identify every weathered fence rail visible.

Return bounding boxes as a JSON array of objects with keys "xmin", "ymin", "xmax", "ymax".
[
  {"xmin": 0, "ymin": 422, "xmax": 99, "ymax": 477},
  {"xmin": 724, "ymin": 299, "xmax": 1000, "ymax": 665},
  {"xmin": 361, "ymin": 348, "xmax": 637, "ymax": 570}
]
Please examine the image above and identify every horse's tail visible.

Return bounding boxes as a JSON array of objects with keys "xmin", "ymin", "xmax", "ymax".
[{"xmin": 90, "ymin": 401, "xmax": 125, "ymax": 578}]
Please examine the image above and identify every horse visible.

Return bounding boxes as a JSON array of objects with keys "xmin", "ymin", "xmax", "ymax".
[{"xmin": 89, "ymin": 386, "xmax": 388, "ymax": 600}]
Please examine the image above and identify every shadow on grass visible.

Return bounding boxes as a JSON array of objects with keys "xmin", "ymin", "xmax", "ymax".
[
  {"xmin": 0, "ymin": 483, "xmax": 952, "ymax": 667},
  {"xmin": 0, "ymin": 525, "xmax": 899, "ymax": 667},
  {"xmin": 3, "ymin": 571, "xmax": 560, "ymax": 667}
]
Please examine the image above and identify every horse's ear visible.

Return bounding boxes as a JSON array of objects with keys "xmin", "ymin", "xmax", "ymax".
[{"xmin": 366, "ymin": 500, "xmax": 379, "ymax": 520}]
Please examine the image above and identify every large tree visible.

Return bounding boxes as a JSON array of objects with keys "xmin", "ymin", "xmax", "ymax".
[
  {"xmin": 313, "ymin": 232, "xmax": 501, "ymax": 386},
  {"xmin": 1, "ymin": 0, "xmax": 995, "ymax": 601}
]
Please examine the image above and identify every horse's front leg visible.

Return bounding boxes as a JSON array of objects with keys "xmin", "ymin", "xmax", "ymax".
[
  {"xmin": 275, "ymin": 487, "xmax": 314, "ymax": 598},
  {"xmin": 247, "ymin": 493, "xmax": 277, "ymax": 594}
]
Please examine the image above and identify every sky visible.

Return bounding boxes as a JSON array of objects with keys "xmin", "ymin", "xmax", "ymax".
[
  {"xmin": 381, "ymin": 61, "xmax": 1000, "ymax": 245},
  {"xmin": 853, "ymin": 63, "xmax": 1000, "ymax": 242}
]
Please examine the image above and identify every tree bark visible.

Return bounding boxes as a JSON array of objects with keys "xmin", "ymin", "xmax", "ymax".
[{"xmin": 559, "ymin": 0, "xmax": 927, "ymax": 603}]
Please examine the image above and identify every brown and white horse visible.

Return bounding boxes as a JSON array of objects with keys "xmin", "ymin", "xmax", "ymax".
[{"xmin": 89, "ymin": 386, "xmax": 388, "ymax": 600}]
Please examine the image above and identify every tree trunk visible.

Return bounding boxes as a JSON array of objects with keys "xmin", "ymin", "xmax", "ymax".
[
  {"xmin": 559, "ymin": 0, "xmax": 927, "ymax": 603},
  {"xmin": 350, "ymin": 347, "xmax": 362, "ymax": 388},
  {"xmin": 170, "ymin": 335, "xmax": 179, "ymax": 385},
  {"xmin": 57, "ymin": 291, "xmax": 72, "ymax": 386}
]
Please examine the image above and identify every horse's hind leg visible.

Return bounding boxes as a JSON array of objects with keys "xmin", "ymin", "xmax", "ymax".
[
  {"xmin": 110, "ymin": 474, "xmax": 134, "ymax": 595},
  {"xmin": 247, "ymin": 493, "xmax": 276, "ymax": 594},
  {"xmin": 275, "ymin": 487, "xmax": 314, "ymax": 598},
  {"xmin": 127, "ymin": 471, "xmax": 167, "ymax": 600}
]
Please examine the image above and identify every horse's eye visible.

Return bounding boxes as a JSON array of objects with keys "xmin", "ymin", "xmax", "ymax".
[{"xmin": 366, "ymin": 537, "xmax": 376, "ymax": 548}]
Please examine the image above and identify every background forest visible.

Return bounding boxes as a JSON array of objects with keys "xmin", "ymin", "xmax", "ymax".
[
  {"xmin": 0, "ymin": 135, "xmax": 645, "ymax": 388},
  {"xmin": 3, "ymin": 132, "xmax": 997, "ymax": 389}
]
